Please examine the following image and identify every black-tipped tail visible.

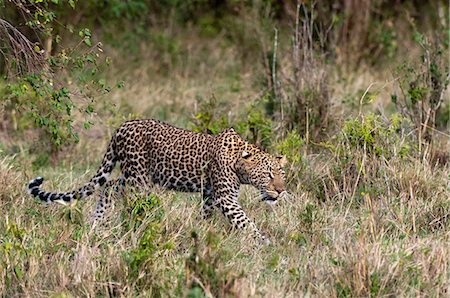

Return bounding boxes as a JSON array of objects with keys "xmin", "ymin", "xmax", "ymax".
[
  {"xmin": 28, "ymin": 177, "xmax": 44, "ymax": 196},
  {"xmin": 28, "ymin": 177, "xmax": 75, "ymax": 204},
  {"xmin": 27, "ymin": 133, "xmax": 118, "ymax": 205}
]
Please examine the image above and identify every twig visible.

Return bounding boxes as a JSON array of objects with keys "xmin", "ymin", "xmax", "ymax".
[
  {"xmin": 420, "ymin": 123, "xmax": 450, "ymax": 137},
  {"xmin": 272, "ymin": 28, "xmax": 279, "ymax": 101},
  {"xmin": 0, "ymin": 18, "xmax": 47, "ymax": 77},
  {"xmin": 359, "ymin": 82, "xmax": 375, "ymax": 116}
]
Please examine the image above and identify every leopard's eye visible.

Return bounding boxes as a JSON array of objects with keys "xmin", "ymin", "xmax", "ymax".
[{"xmin": 269, "ymin": 172, "xmax": 274, "ymax": 179}]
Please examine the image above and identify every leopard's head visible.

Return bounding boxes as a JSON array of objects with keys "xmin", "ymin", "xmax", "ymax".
[{"xmin": 235, "ymin": 149, "xmax": 288, "ymax": 204}]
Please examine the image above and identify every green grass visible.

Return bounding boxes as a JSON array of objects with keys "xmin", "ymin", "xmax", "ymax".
[
  {"xmin": 0, "ymin": 132, "xmax": 448, "ymax": 297},
  {"xmin": 1, "ymin": 4, "xmax": 449, "ymax": 295}
]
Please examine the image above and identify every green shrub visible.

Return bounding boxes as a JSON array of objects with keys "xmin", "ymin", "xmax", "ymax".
[
  {"xmin": 275, "ymin": 130, "xmax": 304, "ymax": 164},
  {"xmin": 191, "ymin": 96, "xmax": 273, "ymax": 148},
  {"xmin": 0, "ymin": 222, "xmax": 29, "ymax": 289},
  {"xmin": 189, "ymin": 95, "xmax": 228, "ymax": 135},
  {"xmin": 125, "ymin": 193, "xmax": 164, "ymax": 231},
  {"xmin": 235, "ymin": 104, "xmax": 273, "ymax": 148},
  {"xmin": 186, "ymin": 230, "xmax": 242, "ymax": 297},
  {"xmin": 123, "ymin": 192, "xmax": 177, "ymax": 294},
  {"xmin": 341, "ymin": 113, "xmax": 413, "ymax": 158},
  {"xmin": 392, "ymin": 31, "xmax": 449, "ymax": 146},
  {"xmin": 1, "ymin": 1, "xmax": 109, "ymax": 149},
  {"xmin": 299, "ymin": 113, "xmax": 417, "ymax": 201}
]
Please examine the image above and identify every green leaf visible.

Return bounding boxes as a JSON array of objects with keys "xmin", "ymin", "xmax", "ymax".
[
  {"xmin": 61, "ymin": 87, "xmax": 69, "ymax": 95},
  {"xmin": 98, "ymin": 79, "xmax": 106, "ymax": 87},
  {"xmin": 391, "ymin": 94, "xmax": 397, "ymax": 104},
  {"xmin": 68, "ymin": 0, "xmax": 75, "ymax": 9},
  {"xmin": 84, "ymin": 37, "xmax": 92, "ymax": 47},
  {"xmin": 84, "ymin": 29, "xmax": 91, "ymax": 37},
  {"xmin": 83, "ymin": 122, "xmax": 92, "ymax": 129},
  {"xmin": 86, "ymin": 104, "xmax": 94, "ymax": 114},
  {"xmin": 14, "ymin": 266, "xmax": 23, "ymax": 280},
  {"xmin": 85, "ymin": 55, "xmax": 94, "ymax": 63},
  {"xmin": 413, "ymin": 31, "xmax": 424, "ymax": 44}
]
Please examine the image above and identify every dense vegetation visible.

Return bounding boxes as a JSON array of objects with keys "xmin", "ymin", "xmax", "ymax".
[{"xmin": 1, "ymin": 1, "xmax": 449, "ymax": 297}]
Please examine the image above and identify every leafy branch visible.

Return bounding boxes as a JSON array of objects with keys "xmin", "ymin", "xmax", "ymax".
[{"xmin": 0, "ymin": 0, "xmax": 109, "ymax": 149}]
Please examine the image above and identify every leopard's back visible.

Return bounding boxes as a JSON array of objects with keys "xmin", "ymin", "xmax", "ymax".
[{"xmin": 115, "ymin": 119, "xmax": 215, "ymax": 192}]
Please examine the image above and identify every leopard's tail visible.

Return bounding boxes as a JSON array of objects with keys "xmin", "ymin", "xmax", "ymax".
[{"xmin": 28, "ymin": 135, "xmax": 118, "ymax": 204}]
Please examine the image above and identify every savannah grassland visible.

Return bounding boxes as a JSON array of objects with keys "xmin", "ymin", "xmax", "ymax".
[{"xmin": 0, "ymin": 1, "xmax": 449, "ymax": 297}]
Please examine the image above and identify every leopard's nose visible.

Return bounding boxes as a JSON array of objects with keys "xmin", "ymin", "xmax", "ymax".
[{"xmin": 275, "ymin": 185, "xmax": 285, "ymax": 194}]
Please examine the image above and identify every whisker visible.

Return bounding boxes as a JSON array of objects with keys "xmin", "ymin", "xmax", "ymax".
[
  {"xmin": 278, "ymin": 191, "xmax": 294, "ymax": 204},
  {"xmin": 258, "ymin": 193, "xmax": 269, "ymax": 202}
]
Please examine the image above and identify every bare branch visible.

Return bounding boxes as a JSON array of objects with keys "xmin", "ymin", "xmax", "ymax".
[{"xmin": 0, "ymin": 18, "xmax": 47, "ymax": 78}]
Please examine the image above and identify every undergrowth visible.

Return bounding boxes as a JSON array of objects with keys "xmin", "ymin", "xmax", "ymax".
[
  {"xmin": 0, "ymin": 1, "xmax": 449, "ymax": 297},
  {"xmin": 0, "ymin": 108, "xmax": 448, "ymax": 297}
]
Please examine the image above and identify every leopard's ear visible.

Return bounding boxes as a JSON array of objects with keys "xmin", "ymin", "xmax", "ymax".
[
  {"xmin": 276, "ymin": 155, "xmax": 288, "ymax": 167},
  {"xmin": 242, "ymin": 151, "xmax": 252, "ymax": 159}
]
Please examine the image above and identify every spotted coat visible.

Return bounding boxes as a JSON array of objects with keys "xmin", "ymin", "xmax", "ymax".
[{"xmin": 28, "ymin": 119, "xmax": 287, "ymax": 242}]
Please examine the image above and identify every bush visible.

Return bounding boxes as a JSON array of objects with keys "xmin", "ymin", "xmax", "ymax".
[
  {"xmin": 264, "ymin": 3, "xmax": 331, "ymax": 143},
  {"xmin": 1, "ymin": 1, "xmax": 109, "ymax": 149},
  {"xmin": 190, "ymin": 96, "xmax": 273, "ymax": 148},
  {"xmin": 185, "ymin": 230, "xmax": 243, "ymax": 297},
  {"xmin": 392, "ymin": 31, "xmax": 449, "ymax": 148},
  {"xmin": 296, "ymin": 113, "xmax": 417, "ymax": 201}
]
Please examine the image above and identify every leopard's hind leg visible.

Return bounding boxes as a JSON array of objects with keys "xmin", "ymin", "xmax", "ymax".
[
  {"xmin": 90, "ymin": 176, "xmax": 125, "ymax": 226},
  {"xmin": 201, "ymin": 186, "xmax": 216, "ymax": 219}
]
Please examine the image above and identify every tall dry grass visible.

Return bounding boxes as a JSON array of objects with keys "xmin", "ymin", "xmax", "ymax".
[
  {"xmin": 1, "ymin": 120, "xmax": 448, "ymax": 296},
  {"xmin": 1, "ymin": 2, "xmax": 449, "ymax": 297}
]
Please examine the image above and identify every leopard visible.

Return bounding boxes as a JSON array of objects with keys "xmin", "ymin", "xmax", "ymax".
[{"xmin": 28, "ymin": 119, "xmax": 287, "ymax": 243}]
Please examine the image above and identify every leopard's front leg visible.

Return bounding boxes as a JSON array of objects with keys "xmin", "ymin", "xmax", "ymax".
[
  {"xmin": 217, "ymin": 196, "xmax": 269, "ymax": 244},
  {"xmin": 210, "ymin": 160, "xmax": 269, "ymax": 244}
]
